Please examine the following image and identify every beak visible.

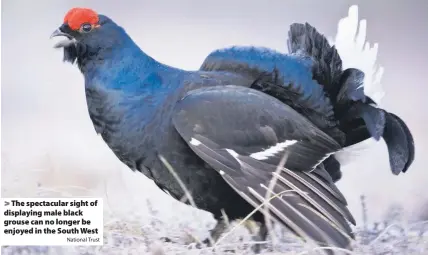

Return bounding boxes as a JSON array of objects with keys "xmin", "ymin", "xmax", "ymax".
[
  {"xmin": 50, "ymin": 26, "xmax": 75, "ymax": 48},
  {"xmin": 50, "ymin": 29, "xmax": 70, "ymax": 39}
]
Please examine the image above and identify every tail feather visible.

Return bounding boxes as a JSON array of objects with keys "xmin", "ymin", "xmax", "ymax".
[
  {"xmin": 388, "ymin": 113, "xmax": 415, "ymax": 173},
  {"xmin": 383, "ymin": 112, "xmax": 415, "ymax": 174},
  {"xmin": 287, "ymin": 21, "xmax": 415, "ymax": 177},
  {"xmin": 287, "ymin": 23, "xmax": 343, "ymax": 94},
  {"xmin": 335, "ymin": 68, "xmax": 366, "ymax": 105},
  {"xmin": 345, "ymin": 103, "xmax": 386, "ymax": 141},
  {"xmin": 287, "ymin": 23, "xmax": 371, "ymax": 121}
]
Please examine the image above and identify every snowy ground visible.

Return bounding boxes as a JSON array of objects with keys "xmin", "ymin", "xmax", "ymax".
[{"xmin": 2, "ymin": 5, "xmax": 427, "ymax": 255}]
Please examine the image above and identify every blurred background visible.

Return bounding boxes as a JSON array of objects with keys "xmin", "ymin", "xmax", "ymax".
[{"xmin": 2, "ymin": 0, "xmax": 428, "ymax": 226}]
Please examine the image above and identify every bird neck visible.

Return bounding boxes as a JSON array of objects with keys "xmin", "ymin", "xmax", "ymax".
[
  {"xmin": 82, "ymin": 35, "xmax": 176, "ymax": 123},
  {"xmin": 83, "ymin": 50, "xmax": 169, "ymax": 145},
  {"xmin": 80, "ymin": 34, "xmax": 175, "ymax": 94},
  {"xmin": 79, "ymin": 41, "xmax": 158, "ymax": 75}
]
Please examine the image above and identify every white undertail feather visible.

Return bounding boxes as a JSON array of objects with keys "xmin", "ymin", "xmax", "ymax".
[
  {"xmin": 330, "ymin": 5, "xmax": 385, "ymax": 165},
  {"xmin": 329, "ymin": 5, "xmax": 385, "ymax": 105}
]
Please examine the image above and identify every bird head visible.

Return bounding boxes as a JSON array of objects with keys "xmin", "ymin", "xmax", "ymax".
[{"xmin": 50, "ymin": 8, "xmax": 130, "ymax": 66}]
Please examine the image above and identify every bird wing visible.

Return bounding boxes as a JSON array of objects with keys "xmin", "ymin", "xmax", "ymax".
[{"xmin": 171, "ymin": 85, "xmax": 356, "ymax": 250}]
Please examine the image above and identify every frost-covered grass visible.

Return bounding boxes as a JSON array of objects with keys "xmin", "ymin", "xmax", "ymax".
[
  {"xmin": 1, "ymin": 153, "xmax": 428, "ymax": 255},
  {"xmin": 1, "ymin": 190, "xmax": 427, "ymax": 255},
  {"xmin": 2, "ymin": 5, "xmax": 427, "ymax": 255}
]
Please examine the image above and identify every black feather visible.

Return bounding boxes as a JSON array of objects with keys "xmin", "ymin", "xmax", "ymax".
[
  {"xmin": 346, "ymin": 103, "xmax": 386, "ymax": 141},
  {"xmin": 287, "ymin": 22, "xmax": 343, "ymax": 94},
  {"xmin": 387, "ymin": 113, "xmax": 415, "ymax": 173},
  {"xmin": 383, "ymin": 111, "xmax": 415, "ymax": 174},
  {"xmin": 335, "ymin": 68, "xmax": 366, "ymax": 105}
]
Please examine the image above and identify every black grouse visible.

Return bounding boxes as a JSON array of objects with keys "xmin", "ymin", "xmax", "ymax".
[{"xmin": 50, "ymin": 7, "xmax": 415, "ymax": 253}]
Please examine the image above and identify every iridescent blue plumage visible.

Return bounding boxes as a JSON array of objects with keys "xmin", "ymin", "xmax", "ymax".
[{"xmin": 201, "ymin": 46, "xmax": 333, "ymax": 118}]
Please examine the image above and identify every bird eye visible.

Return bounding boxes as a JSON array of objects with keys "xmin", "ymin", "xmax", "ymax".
[{"xmin": 80, "ymin": 23, "xmax": 92, "ymax": 33}]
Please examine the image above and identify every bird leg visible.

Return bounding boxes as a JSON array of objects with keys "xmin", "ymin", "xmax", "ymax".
[
  {"xmin": 159, "ymin": 237, "xmax": 176, "ymax": 243},
  {"xmin": 201, "ymin": 219, "xmax": 269, "ymax": 253},
  {"xmin": 201, "ymin": 220, "xmax": 228, "ymax": 247},
  {"xmin": 161, "ymin": 220, "xmax": 228, "ymax": 247},
  {"xmin": 251, "ymin": 223, "xmax": 269, "ymax": 254}
]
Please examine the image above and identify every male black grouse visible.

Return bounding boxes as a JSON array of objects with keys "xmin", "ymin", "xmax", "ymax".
[{"xmin": 50, "ymin": 7, "xmax": 414, "ymax": 253}]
